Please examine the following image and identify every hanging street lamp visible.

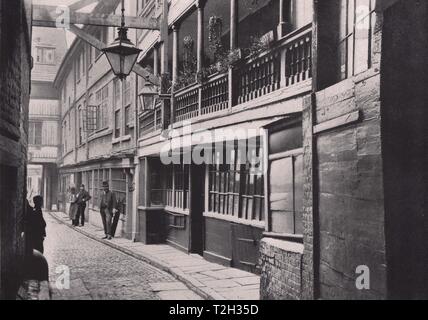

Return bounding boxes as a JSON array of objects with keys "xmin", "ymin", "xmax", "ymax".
[
  {"xmin": 102, "ymin": 0, "xmax": 141, "ymax": 80},
  {"xmin": 138, "ymin": 81, "xmax": 159, "ymax": 112},
  {"xmin": 138, "ymin": 80, "xmax": 172, "ymax": 112}
]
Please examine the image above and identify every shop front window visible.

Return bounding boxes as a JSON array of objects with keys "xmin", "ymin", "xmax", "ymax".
[{"xmin": 208, "ymin": 138, "xmax": 265, "ymax": 223}]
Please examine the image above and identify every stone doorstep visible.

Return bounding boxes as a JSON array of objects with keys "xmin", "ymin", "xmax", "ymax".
[{"xmin": 48, "ymin": 211, "xmax": 260, "ymax": 300}]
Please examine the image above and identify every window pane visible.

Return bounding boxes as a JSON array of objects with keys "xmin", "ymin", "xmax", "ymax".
[
  {"xmin": 270, "ymin": 157, "xmax": 294, "ymax": 234},
  {"xmin": 339, "ymin": 0, "xmax": 348, "ymax": 41},
  {"xmin": 269, "ymin": 123, "xmax": 302, "ymax": 154},
  {"xmin": 354, "ymin": 0, "xmax": 371, "ymax": 74},
  {"xmin": 294, "ymin": 154, "xmax": 304, "ymax": 234}
]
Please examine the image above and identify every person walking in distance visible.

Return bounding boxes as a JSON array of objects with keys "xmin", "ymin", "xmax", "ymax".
[
  {"xmin": 76, "ymin": 184, "xmax": 91, "ymax": 227},
  {"xmin": 99, "ymin": 181, "xmax": 117, "ymax": 240}
]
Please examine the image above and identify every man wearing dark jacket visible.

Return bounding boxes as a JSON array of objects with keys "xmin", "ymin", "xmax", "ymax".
[
  {"xmin": 99, "ymin": 181, "xmax": 117, "ymax": 240},
  {"xmin": 76, "ymin": 184, "xmax": 91, "ymax": 227}
]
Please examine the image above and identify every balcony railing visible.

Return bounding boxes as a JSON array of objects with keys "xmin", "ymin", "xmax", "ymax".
[
  {"xmin": 139, "ymin": 106, "xmax": 162, "ymax": 137},
  {"xmin": 235, "ymin": 49, "xmax": 281, "ymax": 104},
  {"xmin": 139, "ymin": 25, "xmax": 312, "ymax": 137},
  {"xmin": 174, "ymin": 85, "xmax": 199, "ymax": 122},
  {"xmin": 201, "ymin": 73, "xmax": 229, "ymax": 116}
]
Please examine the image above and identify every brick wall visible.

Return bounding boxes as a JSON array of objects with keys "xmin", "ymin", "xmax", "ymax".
[
  {"xmin": 0, "ymin": 0, "xmax": 32, "ymax": 299},
  {"xmin": 259, "ymin": 238, "xmax": 304, "ymax": 300}
]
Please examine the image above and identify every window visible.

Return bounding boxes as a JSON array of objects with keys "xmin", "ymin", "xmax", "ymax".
[
  {"xmin": 81, "ymin": 51, "xmax": 85, "ymax": 77},
  {"xmin": 29, "ymin": 122, "xmax": 42, "ymax": 145},
  {"xmin": 124, "ymin": 78, "xmax": 131, "ymax": 106},
  {"xmin": 63, "ymin": 121, "xmax": 67, "ymax": 152},
  {"xmin": 114, "ymin": 109, "xmax": 121, "ymax": 138},
  {"xmin": 208, "ymin": 138, "xmax": 265, "ymax": 222},
  {"xmin": 87, "ymin": 171, "xmax": 93, "ymax": 206},
  {"xmin": 111, "ymin": 169, "xmax": 127, "ymax": 214},
  {"xmin": 268, "ymin": 121, "xmax": 303, "ymax": 235},
  {"xmin": 87, "ymin": 44, "xmax": 92, "ymax": 68},
  {"xmin": 76, "ymin": 55, "xmax": 81, "ymax": 81},
  {"xmin": 78, "ymin": 107, "xmax": 83, "ymax": 145},
  {"xmin": 35, "ymin": 47, "xmax": 55, "ymax": 64},
  {"xmin": 92, "ymin": 169, "xmax": 109, "ymax": 208},
  {"xmin": 124, "ymin": 79, "xmax": 132, "ymax": 135},
  {"xmin": 114, "ymin": 79, "xmax": 121, "ymax": 109},
  {"xmin": 336, "ymin": 0, "xmax": 376, "ymax": 81},
  {"xmin": 164, "ymin": 164, "xmax": 190, "ymax": 211},
  {"xmin": 93, "ymin": 169, "xmax": 100, "ymax": 207},
  {"xmin": 95, "ymin": 85, "xmax": 109, "ymax": 131},
  {"xmin": 125, "ymin": 105, "xmax": 132, "ymax": 135},
  {"xmin": 113, "ymin": 79, "xmax": 121, "ymax": 138}
]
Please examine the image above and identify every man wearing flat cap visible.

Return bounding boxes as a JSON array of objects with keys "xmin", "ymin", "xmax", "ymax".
[{"xmin": 99, "ymin": 180, "xmax": 117, "ymax": 240}]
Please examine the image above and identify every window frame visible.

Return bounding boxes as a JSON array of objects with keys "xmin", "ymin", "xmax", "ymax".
[
  {"xmin": 29, "ymin": 121, "xmax": 43, "ymax": 145},
  {"xmin": 93, "ymin": 85, "xmax": 109, "ymax": 132},
  {"xmin": 124, "ymin": 78, "xmax": 133, "ymax": 135},
  {"xmin": 336, "ymin": 0, "xmax": 376, "ymax": 81},
  {"xmin": 264, "ymin": 118, "xmax": 304, "ymax": 240},
  {"xmin": 35, "ymin": 46, "xmax": 55, "ymax": 65},
  {"xmin": 207, "ymin": 138, "xmax": 265, "ymax": 225}
]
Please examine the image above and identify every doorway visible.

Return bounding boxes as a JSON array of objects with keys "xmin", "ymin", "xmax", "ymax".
[{"xmin": 189, "ymin": 164, "xmax": 205, "ymax": 255}]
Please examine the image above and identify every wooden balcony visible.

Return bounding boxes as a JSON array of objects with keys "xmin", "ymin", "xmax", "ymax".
[
  {"xmin": 138, "ymin": 105, "xmax": 163, "ymax": 137},
  {"xmin": 139, "ymin": 24, "xmax": 312, "ymax": 137}
]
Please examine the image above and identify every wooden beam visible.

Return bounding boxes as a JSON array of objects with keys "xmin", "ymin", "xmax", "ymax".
[
  {"xmin": 68, "ymin": 24, "xmax": 159, "ymax": 85},
  {"xmin": 32, "ymin": 4, "xmax": 160, "ymax": 30},
  {"xmin": 69, "ymin": 0, "xmax": 99, "ymax": 11},
  {"xmin": 313, "ymin": 111, "xmax": 360, "ymax": 134},
  {"xmin": 132, "ymin": 64, "xmax": 160, "ymax": 87},
  {"xmin": 68, "ymin": 24, "xmax": 106, "ymax": 50}
]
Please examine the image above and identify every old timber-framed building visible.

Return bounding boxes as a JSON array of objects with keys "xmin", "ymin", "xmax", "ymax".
[
  {"xmin": 54, "ymin": 0, "xmax": 138, "ymax": 237},
  {"xmin": 54, "ymin": 0, "xmax": 427, "ymax": 300}
]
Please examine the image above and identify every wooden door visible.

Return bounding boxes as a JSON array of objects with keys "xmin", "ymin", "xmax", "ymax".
[
  {"xmin": 231, "ymin": 223, "xmax": 262, "ymax": 273},
  {"xmin": 189, "ymin": 164, "xmax": 205, "ymax": 255}
]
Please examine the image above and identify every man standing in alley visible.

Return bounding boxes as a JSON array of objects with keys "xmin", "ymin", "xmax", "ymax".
[
  {"xmin": 99, "ymin": 181, "xmax": 117, "ymax": 240},
  {"xmin": 76, "ymin": 184, "xmax": 91, "ymax": 227}
]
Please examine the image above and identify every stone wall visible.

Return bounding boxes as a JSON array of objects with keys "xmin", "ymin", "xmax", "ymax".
[{"xmin": 0, "ymin": 0, "xmax": 32, "ymax": 299}]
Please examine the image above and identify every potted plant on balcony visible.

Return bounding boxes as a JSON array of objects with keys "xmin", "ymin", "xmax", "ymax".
[
  {"xmin": 174, "ymin": 35, "xmax": 198, "ymax": 90},
  {"xmin": 208, "ymin": 16, "xmax": 226, "ymax": 72}
]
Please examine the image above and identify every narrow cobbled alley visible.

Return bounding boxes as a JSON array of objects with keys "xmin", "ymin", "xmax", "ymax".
[{"xmin": 44, "ymin": 214, "xmax": 202, "ymax": 300}]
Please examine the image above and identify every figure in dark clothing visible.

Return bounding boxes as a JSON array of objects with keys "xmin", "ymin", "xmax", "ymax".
[
  {"xmin": 27, "ymin": 195, "xmax": 47, "ymax": 254},
  {"xmin": 69, "ymin": 187, "xmax": 79, "ymax": 226},
  {"xmin": 99, "ymin": 181, "xmax": 117, "ymax": 240},
  {"xmin": 76, "ymin": 184, "xmax": 91, "ymax": 227}
]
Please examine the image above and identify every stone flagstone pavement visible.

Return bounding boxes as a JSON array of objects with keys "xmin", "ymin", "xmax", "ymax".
[{"xmin": 49, "ymin": 211, "xmax": 260, "ymax": 300}]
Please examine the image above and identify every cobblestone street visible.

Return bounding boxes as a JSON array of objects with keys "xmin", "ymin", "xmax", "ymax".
[{"xmin": 44, "ymin": 214, "xmax": 203, "ymax": 300}]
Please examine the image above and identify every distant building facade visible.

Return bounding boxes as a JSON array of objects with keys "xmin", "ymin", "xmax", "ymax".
[
  {"xmin": 28, "ymin": 27, "xmax": 67, "ymax": 209},
  {"xmin": 54, "ymin": 0, "xmax": 138, "ymax": 236}
]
